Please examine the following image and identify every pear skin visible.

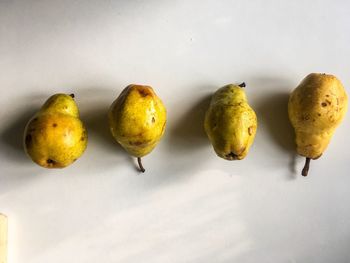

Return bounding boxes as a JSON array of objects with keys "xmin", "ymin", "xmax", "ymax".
[
  {"xmin": 108, "ymin": 85, "xmax": 166, "ymax": 172},
  {"xmin": 24, "ymin": 94, "xmax": 87, "ymax": 168},
  {"xmin": 204, "ymin": 83, "xmax": 257, "ymax": 160},
  {"xmin": 288, "ymin": 73, "xmax": 348, "ymax": 176}
]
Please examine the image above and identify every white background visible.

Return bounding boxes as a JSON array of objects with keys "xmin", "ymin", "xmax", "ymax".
[{"xmin": 1, "ymin": 0, "xmax": 350, "ymax": 262}]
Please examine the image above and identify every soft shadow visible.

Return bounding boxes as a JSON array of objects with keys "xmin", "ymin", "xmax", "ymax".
[
  {"xmin": 169, "ymin": 93, "xmax": 212, "ymax": 152},
  {"xmin": 140, "ymin": 90, "xmax": 212, "ymax": 176},
  {"xmin": 256, "ymin": 92, "xmax": 297, "ymax": 178},
  {"xmin": 0, "ymin": 108, "xmax": 36, "ymax": 162},
  {"xmin": 0, "ymin": 106, "xmax": 43, "ymax": 195},
  {"xmin": 144, "ymin": 91, "xmax": 213, "ymax": 185},
  {"xmin": 248, "ymin": 76, "xmax": 298, "ymax": 178},
  {"xmin": 79, "ymin": 90, "xmax": 135, "ymax": 170},
  {"xmin": 82, "ymin": 104, "xmax": 119, "ymax": 153},
  {"xmin": 257, "ymin": 93, "xmax": 294, "ymax": 151}
]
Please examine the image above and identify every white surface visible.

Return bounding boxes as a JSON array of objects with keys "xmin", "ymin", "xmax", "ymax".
[{"xmin": 1, "ymin": 0, "xmax": 350, "ymax": 262}]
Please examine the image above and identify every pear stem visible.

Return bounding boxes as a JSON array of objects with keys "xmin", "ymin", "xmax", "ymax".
[
  {"xmin": 137, "ymin": 157, "xmax": 145, "ymax": 173},
  {"xmin": 238, "ymin": 82, "xmax": 246, "ymax": 88},
  {"xmin": 302, "ymin": 157, "xmax": 311, "ymax": 177},
  {"xmin": 69, "ymin": 93, "xmax": 75, "ymax": 98}
]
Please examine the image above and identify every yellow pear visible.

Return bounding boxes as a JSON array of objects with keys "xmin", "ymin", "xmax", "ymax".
[
  {"xmin": 108, "ymin": 84, "xmax": 166, "ymax": 172},
  {"xmin": 204, "ymin": 83, "xmax": 257, "ymax": 160},
  {"xmin": 288, "ymin": 73, "xmax": 348, "ymax": 176},
  {"xmin": 24, "ymin": 94, "xmax": 87, "ymax": 168},
  {"xmin": 0, "ymin": 214, "xmax": 7, "ymax": 263}
]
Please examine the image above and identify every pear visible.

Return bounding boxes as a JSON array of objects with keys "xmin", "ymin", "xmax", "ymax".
[
  {"xmin": 0, "ymin": 214, "xmax": 7, "ymax": 263},
  {"xmin": 204, "ymin": 83, "xmax": 257, "ymax": 160},
  {"xmin": 108, "ymin": 84, "xmax": 166, "ymax": 172},
  {"xmin": 288, "ymin": 73, "xmax": 348, "ymax": 176},
  {"xmin": 24, "ymin": 94, "xmax": 87, "ymax": 168}
]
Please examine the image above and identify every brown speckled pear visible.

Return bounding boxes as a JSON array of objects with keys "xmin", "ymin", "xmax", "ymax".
[
  {"xmin": 24, "ymin": 94, "xmax": 87, "ymax": 168},
  {"xmin": 288, "ymin": 73, "xmax": 348, "ymax": 176}
]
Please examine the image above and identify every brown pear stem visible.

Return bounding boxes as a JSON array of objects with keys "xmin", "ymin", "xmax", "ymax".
[
  {"xmin": 302, "ymin": 158, "xmax": 311, "ymax": 177},
  {"xmin": 69, "ymin": 93, "xmax": 75, "ymax": 98},
  {"xmin": 137, "ymin": 157, "xmax": 145, "ymax": 173},
  {"xmin": 238, "ymin": 82, "xmax": 246, "ymax": 88}
]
